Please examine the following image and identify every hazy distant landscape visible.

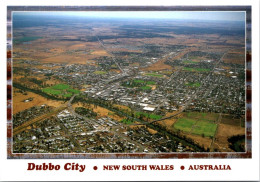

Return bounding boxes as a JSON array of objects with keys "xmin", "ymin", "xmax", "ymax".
[{"xmin": 12, "ymin": 12, "xmax": 246, "ymax": 154}]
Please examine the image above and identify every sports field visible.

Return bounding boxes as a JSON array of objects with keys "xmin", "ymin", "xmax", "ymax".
[
  {"xmin": 192, "ymin": 121, "xmax": 217, "ymax": 137},
  {"xmin": 174, "ymin": 118, "xmax": 196, "ymax": 132},
  {"xmin": 173, "ymin": 112, "xmax": 218, "ymax": 137},
  {"xmin": 42, "ymin": 84, "xmax": 80, "ymax": 98}
]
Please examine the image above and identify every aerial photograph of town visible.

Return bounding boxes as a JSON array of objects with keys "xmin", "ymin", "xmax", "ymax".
[{"xmin": 11, "ymin": 11, "xmax": 246, "ymax": 154}]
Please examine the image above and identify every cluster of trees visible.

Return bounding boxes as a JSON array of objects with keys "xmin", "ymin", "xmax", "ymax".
[
  {"xmin": 13, "ymin": 82, "xmax": 68, "ymax": 101},
  {"xmin": 228, "ymin": 135, "xmax": 245, "ymax": 152},
  {"xmin": 75, "ymin": 107, "xmax": 97, "ymax": 118}
]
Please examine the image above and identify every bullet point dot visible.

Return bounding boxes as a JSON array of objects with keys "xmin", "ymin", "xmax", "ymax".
[
  {"xmin": 93, "ymin": 166, "xmax": 98, "ymax": 170},
  {"xmin": 180, "ymin": 166, "xmax": 185, "ymax": 170}
]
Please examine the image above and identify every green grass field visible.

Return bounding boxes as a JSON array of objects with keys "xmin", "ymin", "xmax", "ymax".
[
  {"xmin": 187, "ymin": 112, "xmax": 218, "ymax": 122},
  {"xmin": 63, "ymin": 93, "xmax": 73, "ymax": 98},
  {"xmin": 134, "ymin": 79, "xmax": 145, "ymax": 83},
  {"xmin": 146, "ymin": 81, "xmax": 156, "ymax": 85},
  {"xmin": 174, "ymin": 118, "xmax": 196, "ymax": 132},
  {"xmin": 185, "ymin": 82, "xmax": 201, "ymax": 87},
  {"xmin": 122, "ymin": 80, "xmax": 156, "ymax": 91},
  {"xmin": 67, "ymin": 88, "xmax": 80, "ymax": 94},
  {"xmin": 140, "ymin": 86, "xmax": 152, "ymax": 90},
  {"xmin": 191, "ymin": 121, "xmax": 217, "ymax": 137},
  {"xmin": 145, "ymin": 73, "xmax": 164, "ymax": 77},
  {"xmin": 183, "ymin": 60, "xmax": 196, "ymax": 64},
  {"xmin": 52, "ymin": 84, "xmax": 70, "ymax": 90},
  {"xmin": 94, "ymin": 71, "xmax": 107, "ymax": 75},
  {"xmin": 149, "ymin": 114, "xmax": 162, "ymax": 120},
  {"xmin": 42, "ymin": 84, "xmax": 80, "ymax": 98},
  {"xmin": 121, "ymin": 119, "xmax": 134, "ymax": 124},
  {"xmin": 42, "ymin": 88, "xmax": 62, "ymax": 95},
  {"xmin": 173, "ymin": 112, "xmax": 218, "ymax": 137},
  {"xmin": 14, "ymin": 36, "xmax": 42, "ymax": 44},
  {"xmin": 135, "ymin": 112, "xmax": 162, "ymax": 120},
  {"xmin": 196, "ymin": 68, "xmax": 210, "ymax": 72}
]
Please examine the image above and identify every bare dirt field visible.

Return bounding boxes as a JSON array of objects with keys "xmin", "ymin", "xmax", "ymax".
[
  {"xmin": 222, "ymin": 49, "xmax": 245, "ymax": 64},
  {"xmin": 185, "ymin": 133, "xmax": 212, "ymax": 150},
  {"xmin": 147, "ymin": 127, "xmax": 158, "ymax": 134},
  {"xmin": 13, "ymin": 88, "xmax": 64, "ymax": 114},
  {"xmin": 212, "ymin": 123, "xmax": 245, "ymax": 152},
  {"xmin": 144, "ymin": 47, "xmax": 199, "ymax": 72},
  {"xmin": 91, "ymin": 50, "xmax": 110, "ymax": 56},
  {"xmin": 113, "ymin": 104, "xmax": 131, "ymax": 113},
  {"xmin": 72, "ymin": 103, "xmax": 124, "ymax": 122}
]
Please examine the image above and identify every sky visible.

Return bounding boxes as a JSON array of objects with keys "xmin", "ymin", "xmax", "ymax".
[{"xmin": 15, "ymin": 11, "xmax": 245, "ymax": 21}]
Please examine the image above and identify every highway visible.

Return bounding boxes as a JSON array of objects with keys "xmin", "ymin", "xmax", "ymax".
[{"xmin": 96, "ymin": 36, "xmax": 124, "ymax": 73}]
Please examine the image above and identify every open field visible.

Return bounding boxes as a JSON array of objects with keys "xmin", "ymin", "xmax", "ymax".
[
  {"xmin": 192, "ymin": 121, "xmax": 217, "ymax": 137},
  {"xmin": 221, "ymin": 114, "xmax": 243, "ymax": 126},
  {"xmin": 14, "ymin": 36, "xmax": 42, "ymax": 44},
  {"xmin": 157, "ymin": 111, "xmax": 183, "ymax": 127},
  {"xmin": 222, "ymin": 48, "xmax": 245, "ymax": 64},
  {"xmin": 113, "ymin": 104, "xmax": 131, "ymax": 113},
  {"xmin": 72, "ymin": 103, "xmax": 124, "ymax": 122},
  {"xmin": 134, "ymin": 79, "xmax": 145, "ymax": 83},
  {"xmin": 172, "ymin": 112, "xmax": 218, "ymax": 137},
  {"xmin": 121, "ymin": 118, "xmax": 134, "ymax": 124},
  {"xmin": 144, "ymin": 60, "xmax": 172, "ymax": 71},
  {"xmin": 42, "ymin": 84, "xmax": 80, "ymax": 98},
  {"xmin": 13, "ymin": 88, "xmax": 64, "ymax": 114},
  {"xmin": 135, "ymin": 112, "xmax": 162, "ymax": 120},
  {"xmin": 212, "ymin": 123, "xmax": 245, "ymax": 152},
  {"xmin": 187, "ymin": 112, "xmax": 219, "ymax": 122},
  {"xmin": 183, "ymin": 60, "xmax": 197, "ymax": 64},
  {"xmin": 146, "ymin": 81, "xmax": 156, "ymax": 85},
  {"xmin": 145, "ymin": 73, "xmax": 164, "ymax": 77},
  {"xmin": 140, "ymin": 86, "xmax": 152, "ymax": 90},
  {"xmin": 147, "ymin": 128, "xmax": 158, "ymax": 134},
  {"xmin": 173, "ymin": 118, "xmax": 196, "ymax": 133},
  {"xmin": 91, "ymin": 50, "xmax": 110, "ymax": 56},
  {"xmin": 93, "ymin": 71, "xmax": 107, "ymax": 75},
  {"xmin": 42, "ymin": 88, "xmax": 62, "ymax": 95},
  {"xmin": 185, "ymin": 133, "xmax": 212, "ymax": 150}
]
